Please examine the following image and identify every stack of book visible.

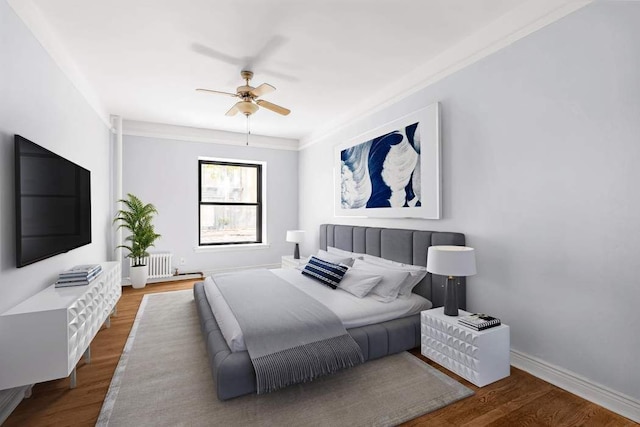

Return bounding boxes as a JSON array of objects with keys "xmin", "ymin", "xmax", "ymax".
[
  {"xmin": 458, "ymin": 313, "xmax": 501, "ymax": 331},
  {"xmin": 55, "ymin": 264, "xmax": 102, "ymax": 288}
]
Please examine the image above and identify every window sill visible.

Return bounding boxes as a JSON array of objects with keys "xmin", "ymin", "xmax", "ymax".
[{"xmin": 193, "ymin": 243, "xmax": 271, "ymax": 253}]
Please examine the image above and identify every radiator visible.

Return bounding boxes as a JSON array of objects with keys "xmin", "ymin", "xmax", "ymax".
[{"xmin": 130, "ymin": 252, "xmax": 173, "ymax": 279}]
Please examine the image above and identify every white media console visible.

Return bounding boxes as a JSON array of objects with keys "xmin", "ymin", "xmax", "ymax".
[{"xmin": 0, "ymin": 262, "xmax": 121, "ymax": 390}]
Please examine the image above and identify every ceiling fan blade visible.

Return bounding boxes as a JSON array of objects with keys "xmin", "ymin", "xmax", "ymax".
[
  {"xmin": 196, "ymin": 88, "xmax": 238, "ymax": 98},
  {"xmin": 245, "ymin": 35, "xmax": 287, "ymax": 70},
  {"xmin": 225, "ymin": 103, "xmax": 241, "ymax": 116},
  {"xmin": 256, "ymin": 99, "xmax": 291, "ymax": 116},
  {"xmin": 191, "ymin": 43, "xmax": 242, "ymax": 66},
  {"xmin": 250, "ymin": 83, "xmax": 275, "ymax": 98}
]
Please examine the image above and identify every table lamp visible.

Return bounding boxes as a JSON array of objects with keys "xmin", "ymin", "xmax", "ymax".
[
  {"xmin": 426, "ymin": 245, "xmax": 476, "ymax": 316},
  {"xmin": 286, "ymin": 230, "xmax": 305, "ymax": 259}
]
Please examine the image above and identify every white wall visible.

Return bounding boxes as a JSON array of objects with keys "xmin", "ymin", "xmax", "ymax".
[
  {"xmin": 299, "ymin": 3, "xmax": 640, "ymax": 402},
  {"xmin": 122, "ymin": 130, "xmax": 298, "ymax": 276},
  {"xmin": 0, "ymin": 0, "xmax": 111, "ymax": 314}
]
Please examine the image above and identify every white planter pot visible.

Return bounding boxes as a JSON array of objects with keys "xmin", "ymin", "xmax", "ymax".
[{"xmin": 130, "ymin": 265, "xmax": 148, "ymax": 289}]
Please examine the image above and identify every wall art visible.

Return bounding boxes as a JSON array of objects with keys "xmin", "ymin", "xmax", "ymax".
[{"xmin": 335, "ymin": 103, "xmax": 441, "ymax": 219}]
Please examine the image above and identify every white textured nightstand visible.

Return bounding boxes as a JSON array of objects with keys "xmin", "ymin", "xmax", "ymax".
[
  {"xmin": 281, "ymin": 255, "xmax": 306, "ymax": 269},
  {"xmin": 421, "ymin": 307, "xmax": 510, "ymax": 387}
]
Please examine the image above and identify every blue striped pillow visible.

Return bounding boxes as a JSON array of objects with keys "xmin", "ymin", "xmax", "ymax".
[{"xmin": 301, "ymin": 256, "xmax": 349, "ymax": 289}]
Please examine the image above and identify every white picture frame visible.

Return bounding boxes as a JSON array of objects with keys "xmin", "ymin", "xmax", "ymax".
[{"xmin": 335, "ymin": 103, "xmax": 441, "ymax": 219}]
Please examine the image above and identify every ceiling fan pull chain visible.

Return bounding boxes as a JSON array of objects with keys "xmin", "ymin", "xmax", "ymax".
[{"xmin": 246, "ymin": 115, "xmax": 250, "ymax": 146}]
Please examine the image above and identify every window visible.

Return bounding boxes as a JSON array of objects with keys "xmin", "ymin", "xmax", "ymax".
[{"xmin": 198, "ymin": 159, "xmax": 263, "ymax": 246}]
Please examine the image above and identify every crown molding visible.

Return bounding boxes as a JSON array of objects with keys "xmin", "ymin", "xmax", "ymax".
[
  {"xmin": 8, "ymin": 0, "xmax": 592, "ymax": 145},
  {"xmin": 7, "ymin": 0, "xmax": 111, "ymax": 129},
  {"xmin": 122, "ymin": 120, "xmax": 299, "ymax": 151},
  {"xmin": 299, "ymin": 0, "xmax": 593, "ymax": 149}
]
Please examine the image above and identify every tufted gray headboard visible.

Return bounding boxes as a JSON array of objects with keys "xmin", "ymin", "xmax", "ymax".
[{"xmin": 319, "ymin": 224, "xmax": 466, "ymax": 309}]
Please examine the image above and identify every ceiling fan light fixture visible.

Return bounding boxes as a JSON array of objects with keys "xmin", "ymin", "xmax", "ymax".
[
  {"xmin": 237, "ymin": 101, "xmax": 259, "ymax": 116},
  {"xmin": 197, "ymin": 70, "xmax": 290, "ymax": 117}
]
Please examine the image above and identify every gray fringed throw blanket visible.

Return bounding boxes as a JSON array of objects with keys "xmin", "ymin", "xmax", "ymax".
[{"xmin": 213, "ymin": 269, "xmax": 364, "ymax": 393}]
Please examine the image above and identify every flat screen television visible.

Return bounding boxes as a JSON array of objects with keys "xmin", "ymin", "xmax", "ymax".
[{"xmin": 15, "ymin": 135, "xmax": 91, "ymax": 268}]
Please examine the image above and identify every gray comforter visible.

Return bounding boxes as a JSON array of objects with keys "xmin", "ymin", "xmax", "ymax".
[{"xmin": 213, "ymin": 269, "xmax": 364, "ymax": 393}]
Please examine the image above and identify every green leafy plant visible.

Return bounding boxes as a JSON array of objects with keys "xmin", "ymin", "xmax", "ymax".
[{"xmin": 113, "ymin": 193, "xmax": 161, "ymax": 267}]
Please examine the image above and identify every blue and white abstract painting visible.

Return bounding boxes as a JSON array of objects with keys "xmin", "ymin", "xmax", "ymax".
[
  {"xmin": 341, "ymin": 122, "xmax": 420, "ymax": 209},
  {"xmin": 336, "ymin": 104, "xmax": 441, "ymax": 219}
]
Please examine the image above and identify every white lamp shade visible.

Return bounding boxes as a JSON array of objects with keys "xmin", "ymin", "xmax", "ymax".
[
  {"xmin": 286, "ymin": 230, "xmax": 305, "ymax": 243},
  {"xmin": 426, "ymin": 246, "xmax": 476, "ymax": 277}
]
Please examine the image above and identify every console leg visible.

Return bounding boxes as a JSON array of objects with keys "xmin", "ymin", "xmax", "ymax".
[{"xmin": 70, "ymin": 368, "xmax": 77, "ymax": 389}]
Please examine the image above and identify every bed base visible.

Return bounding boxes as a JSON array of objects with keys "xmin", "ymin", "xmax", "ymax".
[
  {"xmin": 194, "ymin": 282, "xmax": 420, "ymax": 400},
  {"xmin": 195, "ymin": 224, "xmax": 465, "ymax": 400}
]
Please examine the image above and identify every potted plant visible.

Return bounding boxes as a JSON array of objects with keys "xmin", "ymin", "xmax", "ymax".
[{"xmin": 113, "ymin": 193, "xmax": 161, "ymax": 289}]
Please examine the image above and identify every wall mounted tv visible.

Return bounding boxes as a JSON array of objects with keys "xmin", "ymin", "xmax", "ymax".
[{"xmin": 15, "ymin": 135, "xmax": 91, "ymax": 268}]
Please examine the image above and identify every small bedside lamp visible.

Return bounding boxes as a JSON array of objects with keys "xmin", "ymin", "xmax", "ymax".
[
  {"xmin": 427, "ymin": 246, "xmax": 476, "ymax": 316},
  {"xmin": 286, "ymin": 230, "xmax": 305, "ymax": 259}
]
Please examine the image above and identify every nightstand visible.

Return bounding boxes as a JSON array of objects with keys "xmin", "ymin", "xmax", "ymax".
[
  {"xmin": 281, "ymin": 255, "xmax": 306, "ymax": 269},
  {"xmin": 420, "ymin": 307, "xmax": 510, "ymax": 387}
]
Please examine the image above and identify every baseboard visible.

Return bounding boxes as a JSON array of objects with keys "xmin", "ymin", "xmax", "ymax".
[
  {"xmin": 202, "ymin": 263, "xmax": 280, "ymax": 277},
  {"xmin": 147, "ymin": 274, "xmax": 204, "ymax": 284},
  {"xmin": 120, "ymin": 273, "xmax": 205, "ymax": 287},
  {"xmin": 510, "ymin": 349, "xmax": 640, "ymax": 423},
  {"xmin": 119, "ymin": 264, "xmax": 280, "ymax": 287},
  {"xmin": 0, "ymin": 385, "xmax": 32, "ymax": 424}
]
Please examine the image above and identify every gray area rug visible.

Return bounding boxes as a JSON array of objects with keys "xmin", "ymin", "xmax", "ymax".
[{"xmin": 97, "ymin": 290, "xmax": 473, "ymax": 427}]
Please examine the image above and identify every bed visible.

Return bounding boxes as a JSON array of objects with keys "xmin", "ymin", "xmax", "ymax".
[{"xmin": 193, "ymin": 224, "xmax": 466, "ymax": 400}]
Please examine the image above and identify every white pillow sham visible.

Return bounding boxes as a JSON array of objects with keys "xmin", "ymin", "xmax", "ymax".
[
  {"xmin": 316, "ymin": 249, "xmax": 355, "ymax": 267},
  {"xmin": 337, "ymin": 269, "xmax": 382, "ymax": 298},
  {"xmin": 361, "ymin": 253, "xmax": 427, "ymax": 271},
  {"xmin": 360, "ymin": 254, "xmax": 427, "ymax": 297},
  {"xmin": 327, "ymin": 246, "xmax": 364, "ymax": 260},
  {"xmin": 351, "ymin": 259, "xmax": 410, "ymax": 302}
]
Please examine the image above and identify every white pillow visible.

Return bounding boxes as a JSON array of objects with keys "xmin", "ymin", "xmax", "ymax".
[
  {"xmin": 327, "ymin": 246, "xmax": 364, "ymax": 260},
  {"xmin": 362, "ymin": 254, "xmax": 426, "ymax": 271},
  {"xmin": 316, "ymin": 249, "xmax": 355, "ymax": 267},
  {"xmin": 338, "ymin": 270, "xmax": 382, "ymax": 298},
  {"xmin": 295, "ymin": 256, "xmax": 311, "ymax": 271},
  {"xmin": 360, "ymin": 255, "xmax": 427, "ymax": 297},
  {"xmin": 351, "ymin": 259, "xmax": 410, "ymax": 302}
]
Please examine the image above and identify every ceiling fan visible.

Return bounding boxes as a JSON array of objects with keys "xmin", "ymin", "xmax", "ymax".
[{"xmin": 196, "ymin": 70, "xmax": 291, "ymax": 117}]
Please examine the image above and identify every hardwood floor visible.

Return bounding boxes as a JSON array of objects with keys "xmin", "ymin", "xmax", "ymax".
[{"xmin": 5, "ymin": 280, "xmax": 636, "ymax": 426}]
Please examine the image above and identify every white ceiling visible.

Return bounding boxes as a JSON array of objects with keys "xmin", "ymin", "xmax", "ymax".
[{"xmin": 10, "ymin": 0, "xmax": 589, "ymax": 143}]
